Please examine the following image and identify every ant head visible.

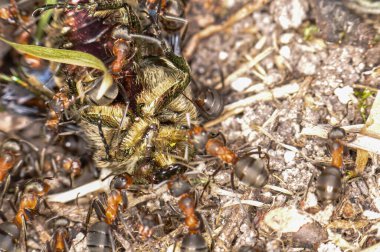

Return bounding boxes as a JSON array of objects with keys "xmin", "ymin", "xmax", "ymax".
[
  {"xmin": 234, "ymin": 157, "xmax": 269, "ymax": 188},
  {"xmin": 46, "ymin": 216, "xmax": 70, "ymax": 230},
  {"xmin": 188, "ymin": 126, "xmax": 208, "ymax": 152},
  {"xmin": 2, "ymin": 139, "xmax": 21, "ymax": 153},
  {"xmin": 24, "ymin": 179, "xmax": 50, "ymax": 196},
  {"xmin": 110, "ymin": 173, "xmax": 133, "ymax": 190},
  {"xmin": 168, "ymin": 176, "xmax": 191, "ymax": 197},
  {"xmin": 328, "ymin": 127, "xmax": 346, "ymax": 141}
]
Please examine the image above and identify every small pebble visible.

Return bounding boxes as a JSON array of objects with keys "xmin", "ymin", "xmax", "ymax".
[
  {"xmin": 334, "ymin": 86, "xmax": 354, "ymax": 104},
  {"xmin": 231, "ymin": 77, "xmax": 252, "ymax": 92}
]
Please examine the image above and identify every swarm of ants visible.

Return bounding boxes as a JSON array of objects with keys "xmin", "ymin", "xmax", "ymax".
[{"xmin": 0, "ymin": 0, "xmax": 375, "ymax": 251}]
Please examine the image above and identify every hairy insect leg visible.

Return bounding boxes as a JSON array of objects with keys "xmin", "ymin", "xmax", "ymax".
[{"xmin": 97, "ymin": 117, "xmax": 111, "ymax": 160}]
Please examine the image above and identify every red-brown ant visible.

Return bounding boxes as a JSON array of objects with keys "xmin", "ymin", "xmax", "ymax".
[
  {"xmin": 167, "ymin": 175, "xmax": 208, "ymax": 251},
  {"xmin": 315, "ymin": 127, "xmax": 346, "ymax": 205},
  {"xmin": 188, "ymin": 125, "xmax": 270, "ymax": 189},
  {"xmin": 85, "ymin": 173, "xmax": 133, "ymax": 250}
]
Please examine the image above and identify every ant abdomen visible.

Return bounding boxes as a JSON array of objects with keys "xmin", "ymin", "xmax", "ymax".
[
  {"xmin": 87, "ymin": 221, "xmax": 113, "ymax": 252},
  {"xmin": 0, "ymin": 222, "xmax": 19, "ymax": 252},
  {"xmin": 316, "ymin": 166, "xmax": 342, "ymax": 204},
  {"xmin": 234, "ymin": 157, "xmax": 269, "ymax": 188},
  {"xmin": 181, "ymin": 233, "xmax": 208, "ymax": 252},
  {"xmin": 195, "ymin": 88, "xmax": 224, "ymax": 119}
]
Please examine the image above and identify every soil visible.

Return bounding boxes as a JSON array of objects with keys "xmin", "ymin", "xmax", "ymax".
[{"xmin": 0, "ymin": 0, "xmax": 380, "ymax": 251}]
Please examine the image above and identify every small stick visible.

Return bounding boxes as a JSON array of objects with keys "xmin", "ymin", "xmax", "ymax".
[{"xmin": 205, "ymin": 83, "xmax": 300, "ymax": 128}]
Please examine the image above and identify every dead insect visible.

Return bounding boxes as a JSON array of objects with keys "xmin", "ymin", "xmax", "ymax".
[{"xmin": 30, "ymin": 1, "xmax": 199, "ymax": 181}]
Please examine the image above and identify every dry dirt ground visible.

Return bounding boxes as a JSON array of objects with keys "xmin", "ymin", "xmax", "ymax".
[{"xmin": 1, "ymin": 0, "xmax": 380, "ymax": 251}]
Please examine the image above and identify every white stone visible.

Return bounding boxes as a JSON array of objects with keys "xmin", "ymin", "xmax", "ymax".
[
  {"xmin": 279, "ymin": 46, "xmax": 291, "ymax": 60},
  {"xmin": 334, "ymin": 86, "xmax": 354, "ymax": 104},
  {"xmin": 231, "ymin": 77, "xmax": 252, "ymax": 92},
  {"xmin": 284, "ymin": 150, "xmax": 296, "ymax": 163},
  {"xmin": 218, "ymin": 51, "xmax": 229, "ymax": 61}
]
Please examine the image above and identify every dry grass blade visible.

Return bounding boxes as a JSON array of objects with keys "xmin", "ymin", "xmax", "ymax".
[
  {"xmin": 205, "ymin": 83, "xmax": 300, "ymax": 128},
  {"xmin": 355, "ymin": 91, "xmax": 380, "ymax": 174},
  {"xmin": 301, "ymin": 124, "xmax": 380, "ymax": 156},
  {"xmin": 0, "ymin": 37, "xmax": 113, "ymax": 99}
]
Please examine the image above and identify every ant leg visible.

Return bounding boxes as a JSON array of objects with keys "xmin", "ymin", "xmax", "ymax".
[
  {"xmin": 94, "ymin": 199, "xmax": 107, "ymax": 221},
  {"xmin": 11, "ymin": 159, "xmax": 23, "ymax": 176},
  {"xmin": 168, "ymin": 201, "xmax": 182, "ymax": 216},
  {"xmin": 98, "ymin": 192, "xmax": 108, "ymax": 206},
  {"xmin": 41, "ymin": 198, "xmax": 52, "ymax": 213},
  {"xmin": 9, "ymin": 199, "xmax": 17, "ymax": 214},
  {"xmin": 199, "ymin": 163, "xmax": 225, "ymax": 203},
  {"xmin": 230, "ymin": 166, "xmax": 236, "ymax": 191},
  {"xmin": 117, "ymin": 207, "xmax": 135, "ymax": 241},
  {"xmin": 20, "ymin": 215, "xmax": 27, "ymax": 252},
  {"xmin": 63, "ymin": 238, "xmax": 70, "ymax": 252},
  {"xmin": 109, "ymin": 228, "xmax": 116, "ymax": 252},
  {"xmin": 0, "ymin": 174, "xmax": 11, "ymax": 208},
  {"xmin": 86, "ymin": 198, "xmax": 105, "ymax": 227},
  {"xmin": 121, "ymin": 189, "xmax": 128, "ymax": 209},
  {"xmin": 97, "ymin": 117, "xmax": 111, "ymax": 160},
  {"xmin": 0, "ymin": 211, "xmax": 7, "ymax": 221}
]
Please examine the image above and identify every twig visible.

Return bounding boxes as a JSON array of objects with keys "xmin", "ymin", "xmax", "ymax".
[
  {"xmin": 220, "ymin": 47, "xmax": 274, "ymax": 88},
  {"xmin": 301, "ymin": 124, "xmax": 380, "ymax": 155},
  {"xmin": 205, "ymin": 83, "xmax": 300, "ymax": 128},
  {"xmin": 184, "ymin": 0, "xmax": 269, "ymax": 59},
  {"xmin": 225, "ymin": 82, "xmax": 299, "ymax": 111},
  {"xmin": 47, "ymin": 178, "xmax": 111, "ymax": 203},
  {"xmin": 263, "ymin": 184, "xmax": 294, "ymax": 196},
  {"xmin": 222, "ymin": 199, "xmax": 265, "ymax": 208}
]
